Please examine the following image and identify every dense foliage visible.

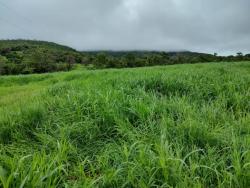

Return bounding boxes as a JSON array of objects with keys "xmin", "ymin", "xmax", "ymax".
[
  {"xmin": 0, "ymin": 62, "xmax": 249, "ymax": 187},
  {"xmin": 88, "ymin": 51, "xmax": 250, "ymax": 68},
  {"xmin": 0, "ymin": 40, "xmax": 86, "ymax": 75},
  {"xmin": 1, "ymin": 40, "xmax": 250, "ymax": 75}
]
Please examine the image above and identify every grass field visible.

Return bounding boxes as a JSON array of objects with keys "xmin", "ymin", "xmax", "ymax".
[{"xmin": 0, "ymin": 62, "xmax": 250, "ymax": 187}]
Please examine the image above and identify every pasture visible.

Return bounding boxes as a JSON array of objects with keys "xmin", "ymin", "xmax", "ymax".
[{"xmin": 0, "ymin": 62, "xmax": 250, "ymax": 187}]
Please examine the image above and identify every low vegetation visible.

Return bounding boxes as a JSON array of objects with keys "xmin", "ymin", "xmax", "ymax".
[{"xmin": 0, "ymin": 62, "xmax": 249, "ymax": 187}]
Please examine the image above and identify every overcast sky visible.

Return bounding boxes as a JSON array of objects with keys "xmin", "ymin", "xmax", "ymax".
[{"xmin": 0, "ymin": 0, "xmax": 249, "ymax": 55}]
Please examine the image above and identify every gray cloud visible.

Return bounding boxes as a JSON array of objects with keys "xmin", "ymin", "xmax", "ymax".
[{"xmin": 0, "ymin": 0, "xmax": 249, "ymax": 55}]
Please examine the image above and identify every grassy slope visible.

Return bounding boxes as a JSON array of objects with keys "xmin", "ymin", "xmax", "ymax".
[{"xmin": 0, "ymin": 62, "xmax": 250, "ymax": 187}]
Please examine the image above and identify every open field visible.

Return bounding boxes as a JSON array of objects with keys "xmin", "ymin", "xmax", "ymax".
[{"xmin": 0, "ymin": 62, "xmax": 250, "ymax": 187}]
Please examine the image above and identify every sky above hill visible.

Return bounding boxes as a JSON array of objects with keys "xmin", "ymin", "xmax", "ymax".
[{"xmin": 0, "ymin": 0, "xmax": 249, "ymax": 55}]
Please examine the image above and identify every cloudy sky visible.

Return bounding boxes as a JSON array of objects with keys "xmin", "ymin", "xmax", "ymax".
[{"xmin": 0, "ymin": 0, "xmax": 249, "ymax": 55}]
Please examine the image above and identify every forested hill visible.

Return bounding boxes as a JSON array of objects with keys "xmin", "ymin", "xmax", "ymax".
[
  {"xmin": 0, "ymin": 40, "xmax": 85, "ymax": 75},
  {"xmin": 0, "ymin": 40, "xmax": 250, "ymax": 75},
  {"xmin": 0, "ymin": 40, "xmax": 76, "ymax": 51}
]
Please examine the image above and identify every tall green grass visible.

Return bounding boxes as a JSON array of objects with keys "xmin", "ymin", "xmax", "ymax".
[{"xmin": 0, "ymin": 62, "xmax": 250, "ymax": 187}]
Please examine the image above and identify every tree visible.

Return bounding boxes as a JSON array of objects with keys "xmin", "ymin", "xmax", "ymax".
[
  {"xmin": 237, "ymin": 52, "xmax": 243, "ymax": 57},
  {"xmin": 0, "ymin": 55, "xmax": 8, "ymax": 75},
  {"xmin": 124, "ymin": 53, "xmax": 136, "ymax": 67},
  {"xmin": 95, "ymin": 53, "xmax": 108, "ymax": 68},
  {"xmin": 0, "ymin": 55, "xmax": 8, "ymax": 63}
]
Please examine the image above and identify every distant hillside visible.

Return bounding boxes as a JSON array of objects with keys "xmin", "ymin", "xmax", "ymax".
[
  {"xmin": 0, "ymin": 39, "xmax": 76, "ymax": 52},
  {"xmin": 0, "ymin": 40, "xmax": 86, "ymax": 75},
  {"xmin": 0, "ymin": 40, "xmax": 249, "ymax": 75},
  {"xmin": 84, "ymin": 50, "xmax": 250, "ymax": 69},
  {"xmin": 83, "ymin": 50, "xmax": 213, "ymax": 58}
]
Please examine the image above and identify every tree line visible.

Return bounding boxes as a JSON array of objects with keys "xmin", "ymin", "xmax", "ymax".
[
  {"xmin": 0, "ymin": 40, "xmax": 250, "ymax": 75},
  {"xmin": 88, "ymin": 51, "xmax": 250, "ymax": 68}
]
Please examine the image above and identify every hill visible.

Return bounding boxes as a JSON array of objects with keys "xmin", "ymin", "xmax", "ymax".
[
  {"xmin": 0, "ymin": 40, "xmax": 85, "ymax": 75},
  {"xmin": 0, "ymin": 62, "xmax": 250, "ymax": 187},
  {"xmin": 0, "ymin": 39, "xmax": 76, "ymax": 51}
]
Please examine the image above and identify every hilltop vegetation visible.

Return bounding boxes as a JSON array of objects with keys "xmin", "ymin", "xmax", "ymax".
[
  {"xmin": 0, "ymin": 40, "xmax": 85, "ymax": 75},
  {"xmin": 0, "ymin": 62, "xmax": 249, "ymax": 187},
  {"xmin": 1, "ymin": 40, "xmax": 250, "ymax": 75}
]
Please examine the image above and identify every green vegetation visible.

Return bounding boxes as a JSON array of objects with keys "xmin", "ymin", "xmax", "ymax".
[
  {"xmin": 0, "ymin": 62, "xmax": 249, "ymax": 187},
  {"xmin": 0, "ymin": 40, "xmax": 86, "ymax": 75},
  {"xmin": 87, "ymin": 51, "xmax": 250, "ymax": 69},
  {"xmin": 1, "ymin": 40, "xmax": 250, "ymax": 75}
]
